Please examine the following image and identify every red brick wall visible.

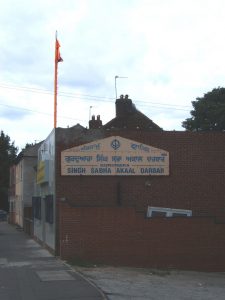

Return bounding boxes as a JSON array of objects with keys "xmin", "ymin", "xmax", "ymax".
[
  {"xmin": 59, "ymin": 203, "xmax": 225, "ymax": 271},
  {"xmin": 56, "ymin": 131, "xmax": 225, "ymax": 217},
  {"xmin": 55, "ymin": 131, "xmax": 225, "ymax": 271}
]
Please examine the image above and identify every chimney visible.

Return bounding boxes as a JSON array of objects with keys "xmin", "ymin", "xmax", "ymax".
[
  {"xmin": 89, "ymin": 115, "xmax": 102, "ymax": 129},
  {"xmin": 115, "ymin": 94, "xmax": 136, "ymax": 118}
]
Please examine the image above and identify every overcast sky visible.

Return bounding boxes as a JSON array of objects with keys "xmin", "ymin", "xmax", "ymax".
[{"xmin": 1, "ymin": 0, "xmax": 225, "ymax": 150}]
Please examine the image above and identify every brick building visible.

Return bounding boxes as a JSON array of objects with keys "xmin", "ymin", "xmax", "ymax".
[{"xmin": 33, "ymin": 95, "xmax": 225, "ymax": 271}]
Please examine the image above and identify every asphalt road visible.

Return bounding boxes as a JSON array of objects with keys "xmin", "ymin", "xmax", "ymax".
[{"xmin": 0, "ymin": 222, "xmax": 105, "ymax": 300}]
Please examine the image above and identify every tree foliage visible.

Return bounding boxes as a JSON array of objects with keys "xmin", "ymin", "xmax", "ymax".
[
  {"xmin": 22, "ymin": 143, "xmax": 35, "ymax": 151},
  {"xmin": 0, "ymin": 131, "xmax": 18, "ymax": 211},
  {"xmin": 182, "ymin": 87, "xmax": 225, "ymax": 131}
]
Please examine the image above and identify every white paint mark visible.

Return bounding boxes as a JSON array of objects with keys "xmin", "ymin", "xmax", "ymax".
[{"xmin": 8, "ymin": 261, "xmax": 32, "ymax": 267}]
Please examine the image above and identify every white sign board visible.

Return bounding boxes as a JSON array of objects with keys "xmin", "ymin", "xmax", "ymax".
[{"xmin": 61, "ymin": 136, "xmax": 169, "ymax": 176}]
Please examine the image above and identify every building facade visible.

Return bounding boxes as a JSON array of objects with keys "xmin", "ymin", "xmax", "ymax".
[
  {"xmin": 9, "ymin": 143, "xmax": 40, "ymax": 231},
  {"xmin": 9, "ymin": 165, "xmax": 16, "ymax": 224},
  {"xmin": 33, "ymin": 96, "xmax": 225, "ymax": 271}
]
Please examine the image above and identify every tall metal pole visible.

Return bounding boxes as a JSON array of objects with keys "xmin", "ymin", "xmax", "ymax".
[
  {"xmin": 115, "ymin": 75, "xmax": 119, "ymax": 99},
  {"xmin": 89, "ymin": 106, "xmax": 92, "ymax": 120},
  {"xmin": 54, "ymin": 31, "xmax": 58, "ymax": 129}
]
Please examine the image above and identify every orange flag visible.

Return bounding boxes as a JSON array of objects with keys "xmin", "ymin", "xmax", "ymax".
[{"xmin": 56, "ymin": 39, "xmax": 63, "ymax": 63}]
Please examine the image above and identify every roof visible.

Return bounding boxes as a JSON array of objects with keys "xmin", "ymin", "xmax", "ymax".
[
  {"xmin": 15, "ymin": 142, "xmax": 42, "ymax": 163},
  {"xmin": 103, "ymin": 95, "xmax": 162, "ymax": 130}
]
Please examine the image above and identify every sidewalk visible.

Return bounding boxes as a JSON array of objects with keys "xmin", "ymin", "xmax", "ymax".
[
  {"xmin": 0, "ymin": 222, "xmax": 105, "ymax": 300},
  {"xmin": 74, "ymin": 266, "xmax": 225, "ymax": 300}
]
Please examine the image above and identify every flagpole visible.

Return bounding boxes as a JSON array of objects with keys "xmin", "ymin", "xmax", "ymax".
[{"xmin": 54, "ymin": 31, "xmax": 58, "ymax": 128}]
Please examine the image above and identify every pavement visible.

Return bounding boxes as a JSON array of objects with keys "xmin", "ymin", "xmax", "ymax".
[
  {"xmin": 0, "ymin": 222, "xmax": 105, "ymax": 300},
  {"xmin": 74, "ymin": 266, "xmax": 225, "ymax": 300}
]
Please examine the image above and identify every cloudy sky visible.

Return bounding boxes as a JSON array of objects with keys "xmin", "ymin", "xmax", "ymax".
[{"xmin": 1, "ymin": 0, "xmax": 225, "ymax": 150}]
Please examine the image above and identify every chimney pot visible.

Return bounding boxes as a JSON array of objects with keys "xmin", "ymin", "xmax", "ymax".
[{"xmin": 89, "ymin": 114, "xmax": 102, "ymax": 129}]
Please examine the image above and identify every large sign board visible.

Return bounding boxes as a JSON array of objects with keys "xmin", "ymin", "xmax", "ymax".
[{"xmin": 61, "ymin": 136, "xmax": 169, "ymax": 176}]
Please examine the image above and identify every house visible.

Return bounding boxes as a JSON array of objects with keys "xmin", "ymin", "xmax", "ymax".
[
  {"xmin": 32, "ymin": 95, "xmax": 225, "ymax": 271},
  {"xmin": 9, "ymin": 143, "xmax": 41, "ymax": 234},
  {"xmin": 9, "ymin": 165, "xmax": 16, "ymax": 224}
]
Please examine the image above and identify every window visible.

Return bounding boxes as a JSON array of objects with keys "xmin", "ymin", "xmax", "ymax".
[
  {"xmin": 45, "ymin": 195, "xmax": 54, "ymax": 224},
  {"xmin": 33, "ymin": 197, "xmax": 41, "ymax": 220},
  {"xmin": 147, "ymin": 206, "xmax": 192, "ymax": 218},
  {"xmin": 151, "ymin": 211, "xmax": 167, "ymax": 217}
]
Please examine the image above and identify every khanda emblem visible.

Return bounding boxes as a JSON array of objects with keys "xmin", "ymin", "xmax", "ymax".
[{"xmin": 111, "ymin": 139, "xmax": 120, "ymax": 150}]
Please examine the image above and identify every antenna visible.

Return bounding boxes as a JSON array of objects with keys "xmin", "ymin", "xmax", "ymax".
[{"xmin": 115, "ymin": 76, "xmax": 128, "ymax": 99}]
